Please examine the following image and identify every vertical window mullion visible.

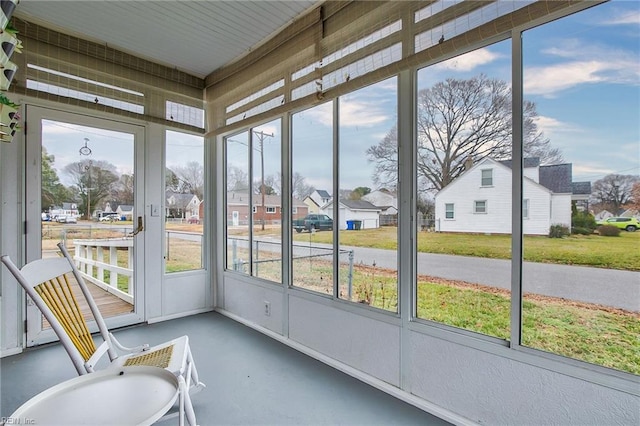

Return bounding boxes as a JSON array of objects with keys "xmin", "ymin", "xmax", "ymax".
[
  {"xmin": 333, "ymin": 99, "xmax": 340, "ymax": 300},
  {"xmin": 510, "ymin": 29, "xmax": 524, "ymax": 347}
]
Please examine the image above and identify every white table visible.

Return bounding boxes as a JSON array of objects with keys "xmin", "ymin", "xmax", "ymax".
[{"xmin": 7, "ymin": 366, "xmax": 179, "ymax": 426}]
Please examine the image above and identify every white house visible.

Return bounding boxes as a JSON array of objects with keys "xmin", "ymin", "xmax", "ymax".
[
  {"xmin": 434, "ymin": 158, "xmax": 588, "ymax": 235},
  {"xmin": 166, "ymin": 191, "xmax": 201, "ymax": 219},
  {"xmin": 321, "ymin": 199, "xmax": 382, "ymax": 230},
  {"xmin": 362, "ymin": 189, "xmax": 397, "ymax": 210},
  {"xmin": 304, "ymin": 189, "xmax": 332, "ymax": 214}
]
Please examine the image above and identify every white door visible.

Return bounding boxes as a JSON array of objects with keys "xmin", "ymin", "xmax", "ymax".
[{"xmin": 25, "ymin": 105, "xmax": 145, "ymax": 345}]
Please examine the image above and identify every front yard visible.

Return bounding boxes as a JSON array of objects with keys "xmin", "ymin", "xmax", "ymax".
[{"xmin": 294, "ymin": 227, "xmax": 640, "ymax": 271}]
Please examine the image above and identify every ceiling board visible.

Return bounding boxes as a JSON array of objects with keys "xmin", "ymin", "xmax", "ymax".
[{"xmin": 15, "ymin": 0, "xmax": 320, "ymax": 78}]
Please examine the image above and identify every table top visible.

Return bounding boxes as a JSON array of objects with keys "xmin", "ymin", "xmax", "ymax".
[{"xmin": 8, "ymin": 366, "xmax": 179, "ymax": 426}]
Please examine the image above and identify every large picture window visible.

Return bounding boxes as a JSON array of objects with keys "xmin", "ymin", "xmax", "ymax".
[
  {"xmin": 415, "ymin": 39, "xmax": 513, "ymax": 340},
  {"xmin": 521, "ymin": 1, "xmax": 639, "ymax": 375},
  {"xmin": 291, "ymin": 103, "xmax": 334, "ymax": 294},
  {"xmin": 224, "ymin": 121, "xmax": 283, "ymax": 284},
  {"xmin": 339, "ymin": 77, "xmax": 398, "ymax": 312}
]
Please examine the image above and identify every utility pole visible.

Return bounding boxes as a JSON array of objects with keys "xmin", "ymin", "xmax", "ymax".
[{"xmin": 252, "ymin": 130, "xmax": 273, "ymax": 231}]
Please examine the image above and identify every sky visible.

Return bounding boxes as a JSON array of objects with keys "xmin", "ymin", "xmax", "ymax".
[{"xmin": 43, "ymin": 0, "xmax": 638, "ymax": 195}]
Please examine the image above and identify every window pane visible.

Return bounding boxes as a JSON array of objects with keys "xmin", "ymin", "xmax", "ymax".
[
  {"xmin": 522, "ymin": 2, "xmax": 639, "ymax": 375},
  {"xmin": 445, "ymin": 203, "xmax": 454, "ymax": 219},
  {"xmin": 251, "ymin": 119, "xmax": 282, "ymax": 283},
  {"xmin": 481, "ymin": 169, "xmax": 493, "ymax": 186},
  {"xmin": 292, "ymin": 103, "xmax": 334, "ymax": 294},
  {"xmin": 165, "ymin": 130, "xmax": 204, "ymax": 273},
  {"xmin": 474, "ymin": 200, "xmax": 487, "ymax": 214},
  {"xmin": 226, "ymin": 132, "xmax": 250, "ymax": 273},
  {"xmin": 416, "ymin": 39, "xmax": 512, "ymax": 340},
  {"xmin": 339, "ymin": 77, "xmax": 398, "ymax": 312}
]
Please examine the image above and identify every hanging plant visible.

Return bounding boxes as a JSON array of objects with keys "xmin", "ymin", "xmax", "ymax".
[{"xmin": 0, "ymin": 92, "xmax": 19, "ymax": 142}]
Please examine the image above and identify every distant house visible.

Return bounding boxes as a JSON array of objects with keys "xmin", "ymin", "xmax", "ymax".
[
  {"xmin": 362, "ymin": 190, "xmax": 398, "ymax": 225},
  {"xmin": 320, "ymin": 198, "xmax": 382, "ymax": 230},
  {"xmin": 594, "ymin": 210, "xmax": 613, "ymax": 221},
  {"xmin": 304, "ymin": 189, "xmax": 332, "ymax": 214},
  {"xmin": 620, "ymin": 208, "xmax": 640, "ymax": 219},
  {"xmin": 434, "ymin": 158, "xmax": 591, "ymax": 235},
  {"xmin": 226, "ymin": 191, "xmax": 308, "ymax": 226},
  {"xmin": 116, "ymin": 204, "xmax": 134, "ymax": 220},
  {"xmin": 166, "ymin": 191, "xmax": 200, "ymax": 219},
  {"xmin": 49, "ymin": 202, "xmax": 79, "ymax": 220}
]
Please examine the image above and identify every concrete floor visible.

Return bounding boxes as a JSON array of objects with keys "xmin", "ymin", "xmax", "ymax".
[{"xmin": 1, "ymin": 312, "xmax": 450, "ymax": 425}]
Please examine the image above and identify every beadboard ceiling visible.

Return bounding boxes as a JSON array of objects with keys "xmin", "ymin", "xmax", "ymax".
[{"xmin": 15, "ymin": 0, "xmax": 320, "ymax": 79}]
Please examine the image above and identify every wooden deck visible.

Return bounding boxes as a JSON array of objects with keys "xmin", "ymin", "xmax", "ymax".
[
  {"xmin": 40, "ymin": 248, "xmax": 134, "ymax": 329},
  {"xmin": 42, "ymin": 277, "xmax": 134, "ymax": 330}
]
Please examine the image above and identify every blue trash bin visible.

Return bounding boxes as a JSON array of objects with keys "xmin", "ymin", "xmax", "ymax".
[{"xmin": 346, "ymin": 220, "xmax": 354, "ymax": 230}]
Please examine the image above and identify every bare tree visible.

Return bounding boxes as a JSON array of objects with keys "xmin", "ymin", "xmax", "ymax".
[
  {"xmin": 590, "ymin": 174, "xmax": 640, "ymax": 213},
  {"xmin": 173, "ymin": 161, "xmax": 204, "ymax": 199},
  {"xmin": 630, "ymin": 182, "xmax": 640, "ymax": 212},
  {"xmin": 227, "ymin": 166, "xmax": 249, "ymax": 192},
  {"xmin": 367, "ymin": 74, "xmax": 562, "ymax": 192},
  {"xmin": 64, "ymin": 160, "xmax": 119, "ymax": 217},
  {"xmin": 292, "ymin": 172, "xmax": 315, "ymax": 201},
  {"xmin": 113, "ymin": 173, "xmax": 134, "ymax": 205}
]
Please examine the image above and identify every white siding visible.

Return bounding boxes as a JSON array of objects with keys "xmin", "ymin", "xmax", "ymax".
[
  {"xmin": 551, "ymin": 194, "xmax": 572, "ymax": 227},
  {"xmin": 336, "ymin": 207, "xmax": 380, "ymax": 229},
  {"xmin": 524, "ymin": 165, "xmax": 539, "ymax": 183},
  {"xmin": 435, "ymin": 159, "xmax": 554, "ymax": 235}
]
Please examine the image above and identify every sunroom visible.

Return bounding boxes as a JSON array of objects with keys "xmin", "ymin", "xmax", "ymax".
[{"xmin": 1, "ymin": 1, "xmax": 638, "ymax": 424}]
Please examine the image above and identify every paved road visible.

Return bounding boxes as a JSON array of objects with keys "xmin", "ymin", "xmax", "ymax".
[
  {"xmin": 336, "ymin": 245, "xmax": 640, "ymax": 312},
  {"xmin": 245, "ymin": 236, "xmax": 639, "ymax": 312}
]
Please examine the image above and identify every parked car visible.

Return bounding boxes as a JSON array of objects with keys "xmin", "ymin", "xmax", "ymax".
[
  {"xmin": 99, "ymin": 213, "xmax": 120, "ymax": 222},
  {"xmin": 596, "ymin": 217, "xmax": 639, "ymax": 232},
  {"xmin": 56, "ymin": 215, "xmax": 77, "ymax": 223},
  {"xmin": 187, "ymin": 216, "xmax": 200, "ymax": 224},
  {"xmin": 41, "ymin": 213, "xmax": 51, "ymax": 221},
  {"xmin": 292, "ymin": 214, "xmax": 333, "ymax": 233}
]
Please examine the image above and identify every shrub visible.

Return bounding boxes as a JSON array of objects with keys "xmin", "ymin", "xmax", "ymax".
[
  {"xmin": 572, "ymin": 211, "xmax": 597, "ymax": 232},
  {"xmin": 571, "ymin": 226, "xmax": 593, "ymax": 235},
  {"xmin": 549, "ymin": 224, "xmax": 570, "ymax": 238},
  {"xmin": 597, "ymin": 225, "xmax": 621, "ymax": 237}
]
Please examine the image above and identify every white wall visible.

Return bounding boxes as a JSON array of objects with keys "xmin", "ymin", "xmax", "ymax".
[
  {"xmin": 436, "ymin": 161, "xmax": 558, "ymax": 235},
  {"xmin": 220, "ymin": 276, "xmax": 639, "ymax": 425},
  {"xmin": 338, "ymin": 207, "xmax": 380, "ymax": 229},
  {"xmin": 551, "ymin": 193, "xmax": 572, "ymax": 228}
]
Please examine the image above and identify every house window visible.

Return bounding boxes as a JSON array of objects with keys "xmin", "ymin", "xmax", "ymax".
[
  {"xmin": 481, "ymin": 169, "xmax": 493, "ymax": 186},
  {"xmin": 474, "ymin": 200, "xmax": 487, "ymax": 214},
  {"xmin": 292, "ymin": 206, "xmax": 297, "ymax": 214},
  {"xmin": 523, "ymin": 199, "xmax": 529, "ymax": 219},
  {"xmin": 266, "ymin": 207, "xmax": 276, "ymax": 214},
  {"xmin": 445, "ymin": 203, "xmax": 455, "ymax": 219}
]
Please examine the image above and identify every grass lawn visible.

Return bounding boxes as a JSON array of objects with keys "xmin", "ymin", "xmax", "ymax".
[{"xmin": 294, "ymin": 227, "xmax": 640, "ymax": 271}]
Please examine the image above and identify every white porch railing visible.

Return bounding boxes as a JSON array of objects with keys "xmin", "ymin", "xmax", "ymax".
[{"xmin": 73, "ymin": 238, "xmax": 134, "ymax": 304}]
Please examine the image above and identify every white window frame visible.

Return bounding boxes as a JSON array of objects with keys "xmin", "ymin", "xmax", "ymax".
[
  {"xmin": 445, "ymin": 203, "xmax": 455, "ymax": 219},
  {"xmin": 474, "ymin": 200, "xmax": 487, "ymax": 214},
  {"xmin": 481, "ymin": 168, "xmax": 493, "ymax": 186},
  {"xmin": 523, "ymin": 199, "xmax": 529, "ymax": 219},
  {"xmin": 266, "ymin": 206, "xmax": 276, "ymax": 214}
]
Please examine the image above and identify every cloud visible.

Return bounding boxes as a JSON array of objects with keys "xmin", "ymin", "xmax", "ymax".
[
  {"xmin": 305, "ymin": 99, "xmax": 390, "ymax": 128},
  {"xmin": 524, "ymin": 39, "xmax": 640, "ymax": 97},
  {"xmin": 525, "ymin": 59, "xmax": 639, "ymax": 96},
  {"xmin": 433, "ymin": 48, "xmax": 501, "ymax": 72},
  {"xmin": 533, "ymin": 116, "xmax": 581, "ymax": 136},
  {"xmin": 602, "ymin": 10, "xmax": 640, "ymax": 26}
]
